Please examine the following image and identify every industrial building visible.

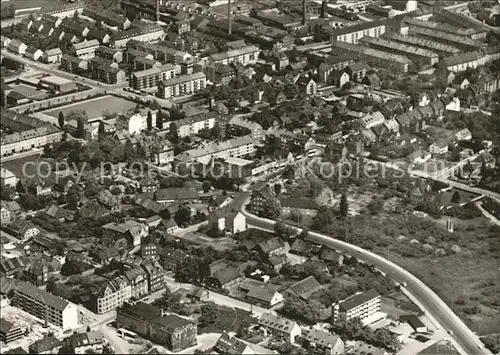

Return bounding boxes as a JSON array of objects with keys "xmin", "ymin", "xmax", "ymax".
[{"xmin": 386, "ymin": 33, "xmax": 460, "ymax": 57}]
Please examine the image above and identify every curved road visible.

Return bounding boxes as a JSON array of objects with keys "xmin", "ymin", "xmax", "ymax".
[{"xmin": 238, "ymin": 195, "xmax": 490, "ymax": 355}]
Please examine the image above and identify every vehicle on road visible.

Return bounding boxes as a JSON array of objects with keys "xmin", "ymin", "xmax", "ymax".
[{"xmin": 448, "ymin": 330, "xmax": 454, "ymax": 335}]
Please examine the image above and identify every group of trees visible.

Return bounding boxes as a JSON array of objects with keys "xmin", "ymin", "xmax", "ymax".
[{"xmin": 332, "ymin": 317, "xmax": 401, "ymax": 352}]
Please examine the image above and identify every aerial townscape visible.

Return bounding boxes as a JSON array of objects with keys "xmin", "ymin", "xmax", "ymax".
[{"xmin": 1, "ymin": 0, "xmax": 500, "ymax": 354}]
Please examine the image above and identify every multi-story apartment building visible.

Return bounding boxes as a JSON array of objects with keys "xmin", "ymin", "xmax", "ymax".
[
  {"xmin": 127, "ymin": 39, "xmax": 190, "ymax": 64},
  {"xmin": 359, "ymin": 36, "xmax": 439, "ymax": 66},
  {"xmin": 117, "ymin": 302, "xmax": 197, "ymax": 352},
  {"xmin": 124, "ymin": 267, "xmax": 148, "ymax": 300},
  {"xmin": 408, "ymin": 26, "xmax": 483, "ymax": 52},
  {"xmin": 386, "ymin": 33, "xmax": 460, "ymax": 58},
  {"xmin": 70, "ymin": 39, "xmax": 100, "ymax": 60},
  {"xmin": 258, "ymin": 313, "xmax": 301, "ymax": 344},
  {"xmin": 332, "ymin": 41, "xmax": 411, "ymax": 72},
  {"xmin": 332, "ymin": 289, "xmax": 381, "ymax": 325},
  {"xmin": 90, "ymin": 276, "xmax": 132, "ymax": 315},
  {"xmin": 131, "ymin": 64, "xmax": 176, "ymax": 90},
  {"xmin": 170, "ymin": 112, "xmax": 217, "ymax": 138},
  {"xmin": 434, "ymin": 9, "xmax": 488, "ymax": 40},
  {"xmin": 208, "ymin": 45, "xmax": 260, "ymax": 66},
  {"xmin": 96, "ymin": 65, "xmax": 127, "ymax": 84},
  {"xmin": 116, "ymin": 111, "xmax": 157, "ymax": 135},
  {"xmin": 110, "ymin": 23, "xmax": 165, "ymax": 48},
  {"xmin": 1, "ymin": 124, "xmax": 63, "ymax": 156},
  {"xmin": 0, "ymin": 318, "xmax": 24, "ymax": 343},
  {"xmin": 331, "ymin": 19, "xmax": 386, "ymax": 44},
  {"xmin": 405, "ymin": 17, "xmax": 486, "ymax": 40},
  {"xmin": 174, "ymin": 135, "xmax": 255, "ymax": 167},
  {"xmin": 158, "ymin": 72, "xmax": 206, "ymax": 99},
  {"xmin": 95, "ymin": 46, "xmax": 123, "ymax": 63},
  {"xmin": 12, "ymin": 281, "xmax": 79, "ymax": 329},
  {"xmin": 227, "ymin": 116, "xmax": 264, "ymax": 142},
  {"xmin": 441, "ymin": 45, "xmax": 500, "ymax": 72},
  {"xmin": 142, "ymin": 260, "xmax": 165, "ymax": 293}
]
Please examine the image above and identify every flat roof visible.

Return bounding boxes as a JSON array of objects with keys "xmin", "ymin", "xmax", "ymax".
[{"xmin": 40, "ymin": 75, "xmax": 74, "ymax": 85}]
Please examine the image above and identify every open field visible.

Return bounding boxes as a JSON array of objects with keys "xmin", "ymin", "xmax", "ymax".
[
  {"xmin": 43, "ymin": 95, "xmax": 138, "ymax": 120},
  {"xmin": 197, "ymin": 305, "xmax": 258, "ymax": 335}
]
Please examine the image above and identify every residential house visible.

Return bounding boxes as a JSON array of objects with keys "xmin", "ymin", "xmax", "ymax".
[
  {"xmin": 4, "ymin": 218, "xmax": 40, "ymax": 242},
  {"xmin": 400, "ymin": 314, "xmax": 427, "ymax": 333},
  {"xmin": 297, "ymin": 76, "xmax": 317, "ymax": 96},
  {"xmin": 158, "ymin": 72, "xmax": 207, "ymax": 99},
  {"xmin": 245, "ymin": 284, "xmax": 283, "ymax": 308},
  {"xmin": 455, "ymin": 128, "xmax": 472, "ymax": 141},
  {"xmin": 162, "ymin": 219, "xmax": 179, "ymax": 235},
  {"xmin": 279, "ymin": 197, "xmax": 319, "ymax": 217},
  {"xmin": 61, "ymin": 54, "xmax": 89, "ymax": 72},
  {"xmin": 344, "ymin": 63, "xmax": 369, "ymax": 82},
  {"xmin": 102, "ymin": 220, "xmax": 148, "ymax": 247},
  {"xmin": 71, "ymin": 39, "xmax": 100, "ymax": 60},
  {"xmin": 25, "ymin": 46, "xmax": 43, "ymax": 61},
  {"xmin": 23, "ymin": 259, "xmax": 50, "ymax": 286},
  {"xmin": 208, "ymin": 208, "xmax": 246, "ymax": 234},
  {"xmin": 7, "ymin": 39, "xmax": 27, "ymax": 55},
  {"xmin": 142, "ymin": 259, "xmax": 165, "ymax": 293},
  {"xmin": 258, "ymin": 313, "xmax": 301, "ymax": 343},
  {"xmin": 206, "ymin": 266, "xmax": 242, "ymax": 290},
  {"xmin": 154, "ymin": 187, "xmax": 199, "ymax": 204},
  {"xmin": 214, "ymin": 332, "xmax": 277, "ymax": 354},
  {"xmin": 267, "ymin": 254, "xmax": 288, "ymax": 272},
  {"xmin": 289, "ymin": 239, "xmax": 316, "ymax": 257},
  {"xmin": 300, "ymin": 329, "xmax": 344, "ymax": 355},
  {"xmin": 283, "ymin": 276, "xmax": 322, "ymax": 301},
  {"xmin": 351, "ymin": 342, "xmax": 388, "ymax": 355},
  {"xmin": 0, "ymin": 200, "xmax": 21, "ymax": 226},
  {"xmin": 43, "ymin": 48, "xmax": 63, "ymax": 63},
  {"xmin": 70, "ymin": 331, "xmax": 105, "ymax": 354},
  {"xmin": 429, "ymin": 141, "xmax": 449, "ymax": 155},
  {"xmin": 90, "ymin": 276, "xmax": 132, "ymax": 314},
  {"xmin": 329, "ymin": 70, "xmax": 350, "ymax": 88},
  {"xmin": 0, "ymin": 256, "xmax": 29, "ymax": 277},
  {"xmin": 124, "ymin": 267, "xmax": 149, "ymax": 299},
  {"xmin": 29, "ymin": 335, "xmax": 63, "ymax": 354},
  {"xmin": 320, "ymin": 247, "xmax": 344, "ymax": 266},
  {"xmin": 256, "ymin": 238, "xmax": 286, "ymax": 260}
]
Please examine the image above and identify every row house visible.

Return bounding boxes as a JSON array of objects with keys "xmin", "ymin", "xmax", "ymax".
[
  {"xmin": 1, "ymin": 125, "xmax": 63, "ymax": 156},
  {"xmin": 82, "ymin": 8, "xmax": 131, "ymax": 30},
  {"xmin": 227, "ymin": 116, "xmax": 264, "ymax": 142},
  {"xmin": 95, "ymin": 46, "xmax": 123, "ymax": 63},
  {"xmin": 204, "ymin": 63, "xmax": 236, "ymax": 85},
  {"xmin": 87, "ymin": 28, "xmax": 111, "ymax": 45},
  {"xmin": 60, "ymin": 19, "xmax": 90, "ymax": 38},
  {"xmin": 317, "ymin": 54, "xmax": 356, "ymax": 83},
  {"xmin": 208, "ymin": 45, "xmax": 260, "ymax": 66},
  {"xmin": 331, "ymin": 19, "xmax": 386, "ymax": 44},
  {"xmin": 126, "ymin": 39, "xmax": 190, "ymax": 64},
  {"xmin": 102, "ymin": 220, "xmax": 149, "ymax": 248},
  {"xmin": 133, "ymin": 56, "xmax": 161, "ymax": 71},
  {"xmin": 124, "ymin": 267, "xmax": 148, "ymax": 300},
  {"xmin": 110, "ymin": 23, "xmax": 165, "ymax": 48},
  {"xmin": 90, "ymin": 276, "xmax": 132, "ymax": 315},
  {"xmin": 43, "ymin": 48, "xmax": 63, "ymax": 63},
  {"xmin": 158, "ymin": 72, "xmax": 207, "ymax": 99},
  {"xmin": 96, "ymin": 65, "xmax": 127, "ymax": 84},
  {"xmin": 61, "ymin": 54, "xmax": 89, "ymax": 72},
  {"xmin": 70, "ymin": 39, "xmax": 100, "ymax": 60}
]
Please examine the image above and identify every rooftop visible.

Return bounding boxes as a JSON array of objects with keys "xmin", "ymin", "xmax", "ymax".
[{"xmin": 338, "ymin": 289, "xmax": 380, "ymax": 312}]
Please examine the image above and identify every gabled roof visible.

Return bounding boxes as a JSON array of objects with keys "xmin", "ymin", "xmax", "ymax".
[
  {"xmin": 287, "ymin": 276, "xmax": 321, "ymax": 300},
  {"xmin": 211, "ymin": 266, "xmax": 241, "ymax": 285},
  {"xmin": 257, "ymin": 237, "xmax": 285, "ymax": 254},
  {"xmin": 154, "ymin": 187, "xmax": 199, "ymax": 201},
  {"xmin": 246, "ymin": 284, "xmax": 281, "ymax": 303},
  {"xmin": 16, "ymin": 281, "xmax": 69, "ymax": 311},
  {"xmin": 259, "ymin": 313, "xmax": 298, "ymax": 334},
  {"xmin": 338, "ymin": 289, "xmax": 380, "ymax": 312}
]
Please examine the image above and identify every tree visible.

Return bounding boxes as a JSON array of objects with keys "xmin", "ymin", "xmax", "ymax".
[
  {"xmin": 147, "ymin": 110, "xmax": 153, "ymax": 131},
  {"xmin": 199, "ymin": 303, "xmax": 219, "ymax": 325},
  {"xmin": 451, "ymin": 191, "xmax": 461, "ymax": 204},
  {"xmin": 202, "ymin": 181, "xmax": 211, "ymax": 193},
  {"xmin": 274, "ymin": 221, "xmax": 294, "ymax": 241},
  {"xmin": 98, "ymin": 121, "xmax": 105, "ymax": 136},
  {"xmin": 274, "ymin": 183, "xmax": 281, "ymax": 195},
  {"xmin": 157, "ymin": 109, "xmax": 164, "ymax": 129},
  {"xmin": 66, "ymin": 187, "xmax": 79, "ymax": 210},
  {"xmin": 175, "ymin": 204, "xmax": 192, "ymax": 226},
  {"xmin": 260, "ymin": 198, "xmax": 281, "ymax": 219},
  {"xmin": 58, "ymin": 111, "xmax": 65, "ymax": 129},
  {"xmin": 76, "ymin": 116, "xmax": 85, "ymax": 138},
  {"xmin": 299, "ymin": 227, "xmax": 309, "ymax": 239},
  {"xmin": 340, "ymin": 192, "xmax": 348, "ymax": 218}
]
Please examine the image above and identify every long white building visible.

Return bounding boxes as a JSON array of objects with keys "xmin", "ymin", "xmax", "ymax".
[{"xmin": 332, "ymin": 289, "xmax": 382, "ymax": 325}]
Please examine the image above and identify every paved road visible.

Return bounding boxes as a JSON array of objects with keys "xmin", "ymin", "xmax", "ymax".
[{"xmin": 240, "ymin": 202, "xmax": 491, "ymax": 355}]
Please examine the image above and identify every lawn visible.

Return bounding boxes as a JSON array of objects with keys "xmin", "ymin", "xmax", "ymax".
[
  {"xmin": 43, "ymin": 95, "xmax": 138, "ymax": 120},
  {"xmin": 198, "ymin": 305, "xmax": 257, "ymax": 335}
]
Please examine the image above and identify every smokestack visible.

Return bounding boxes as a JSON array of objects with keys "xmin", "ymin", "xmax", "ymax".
[
  {"xmin": 302, "ymin": 0, "xmax": 307, "ymax": 25},
  {"xmin": 228, "ymin": 0, "xmax": 232, "ymax": 35},
  {"xmin": 321, "ymin": 0, "xmax": 327, "ymax": 18},
  {"xmin": 156, "ymin": 0, "xmax": 160, "ymax": 22}
]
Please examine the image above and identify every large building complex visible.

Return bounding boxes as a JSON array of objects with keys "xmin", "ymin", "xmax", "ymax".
[
  {"xmin": 117, "ymin": 302, "xmax": 197, "ymax": 352},
  {"xmin": 208, "ymin": 45, "xmax": 260, "ymax": 66},
  {"xmin": 332, "ymin": 41, "xmax": 411, "ymax": 72},
  {"xmin": 131, "ymin": 64, "xmax": 176, "ymax": 90},
  {"xmin": 359, "ymin": 36, "xmax": 439, "ymax": 66},
  {"xmin": 158, "ymin": 72, "xmax": 207, "ymax": 99},
  {"xmin": 12, "ymin": 281, "xmax": 79, "ymax": 329},
  {"xmin": 408, "ymin": 26, "xmax": 484, "ymax": 52},
  {"xmin": 386, "ymin": 33, "xmax": 460, "ymax": 58},
  {"xmin": 175, "ymin": 135, "xmax": 255, "ymax": 167},
  {"xmin": 332, "ymin": 289, "xmax": 382, "ymax": 325}
]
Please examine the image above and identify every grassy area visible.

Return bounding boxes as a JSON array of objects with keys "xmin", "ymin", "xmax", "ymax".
[
  {"xmin": 43, "ymin": 95, "xmax": 138, "ymax": 120},
  {"xmin": 198, "ymin": 305, "xmax": 257, "ymax": 335}
]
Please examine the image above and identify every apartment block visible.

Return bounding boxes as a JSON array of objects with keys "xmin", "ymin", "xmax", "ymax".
[
  {"xmin": 170, "ymin": 112, "xmax": 217, "ymax": 138},
  {"xmin": 408, "ymin": 26, "xmax": 483, "ymax": 52},
  {"xmin": 12, "ymin": 281, "xmax": 79, "ymax": 329},
  {"xmin": 111, "ymin": 23, "xmax": 165, "ymax": 48},
  {"xmin": 71, "ymin": 39, "xmax": 100, "ymax": 60},
  {"xmin": 158, "ymin": 72, "xmax": 206, "ymax": 99},
  {"xmin": 0, "ymin": 318, "xmax": 24, "ymax": 343},
  {"xmin": 131, "ymin": 64, "xmax": 176, "ymax": 90},
  {"xmin": 331, "ymin": 19, "xmax": 386, "ymax": 44},
  {"xmin": 90, "ymin": 276, "xmax": 132, "ymax": 315},
  {"xmin": 359, "ymin": 36, "xmax": 439, "ymax": 66},
  {"xmin": 332, "ymin": 289, "xmax": 382, "ymax": 325}
]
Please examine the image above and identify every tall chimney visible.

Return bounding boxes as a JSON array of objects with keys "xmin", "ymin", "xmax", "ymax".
[
  {"xmin": 228, "ymin": 0, "xmax": 232, "ymax": 35},
  {"xmin": 302, "ymin": 0, "xmax": 307, "ymax": 25},
  {"xmin": 321, "ymin": 0, "xmax": 327, "ymax": 18},
  {"xmin": 156, "ymin": 0, "xmax": 160, "ymax": 22}
]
